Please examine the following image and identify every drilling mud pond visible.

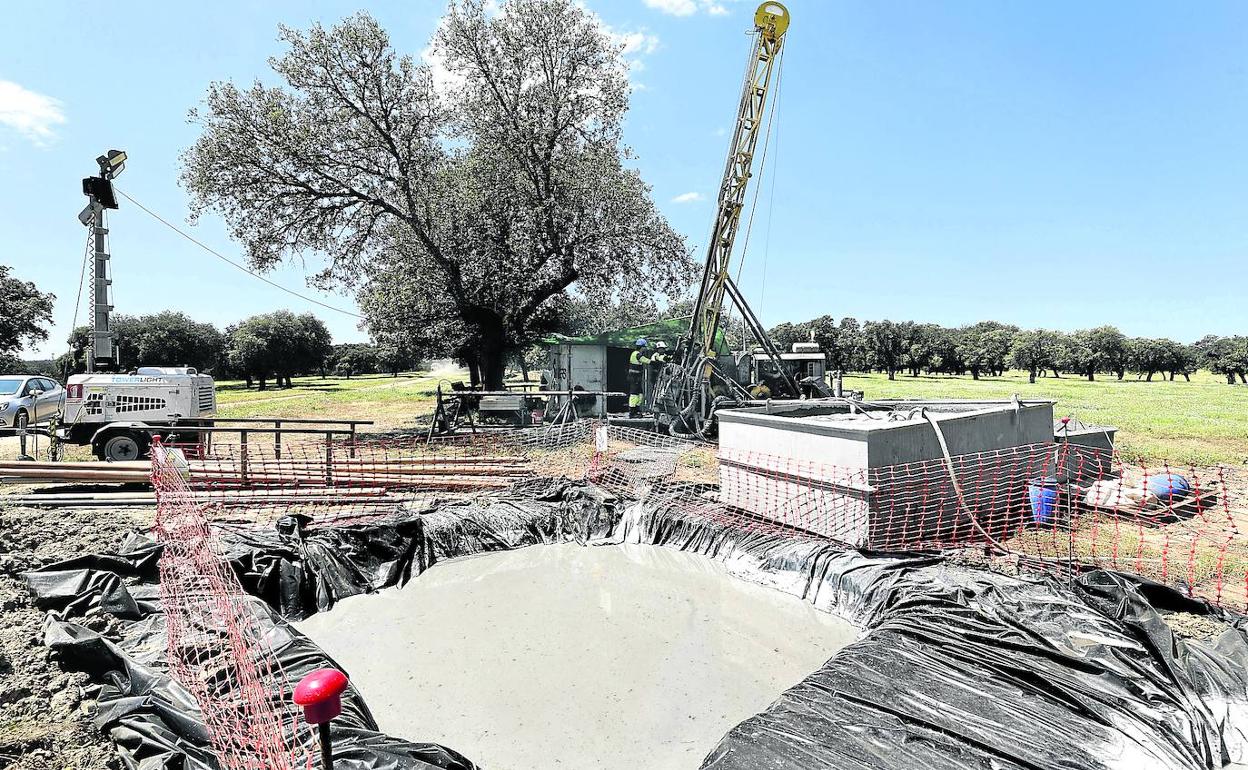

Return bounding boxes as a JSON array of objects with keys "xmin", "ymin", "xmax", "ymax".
[{"xmin": 297, "ymin": 542, "xmax": 858, "ymax": 770}]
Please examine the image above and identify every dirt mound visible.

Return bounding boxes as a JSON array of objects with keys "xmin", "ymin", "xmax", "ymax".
[{"xmin": 0, "ymin": 504, "xmax": 151, "ymax": 770}]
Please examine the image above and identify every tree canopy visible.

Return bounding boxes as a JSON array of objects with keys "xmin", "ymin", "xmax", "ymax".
[
  {"xmin": 61, "ymin": 312, "xmax": 224, "ymax": 376},
  {"xmin": 182, "ymin": 1, "xmax": 691, "ymax": 388},
  {"xmin": 0, "ymin": 265, "xmax": 55, "ymax": 367},
  {"xmin": 224, "ymin": 311, "xmax": 333, "ymax": 389}
]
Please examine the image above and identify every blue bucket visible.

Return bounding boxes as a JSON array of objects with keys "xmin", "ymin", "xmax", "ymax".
[{"xmin": 1028, "ymin": 477, "xmax": 1060, "ymax": 526}]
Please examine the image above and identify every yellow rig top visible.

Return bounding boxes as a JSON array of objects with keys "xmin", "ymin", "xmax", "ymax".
[{"xmin": 754, "ymin": 2, "xmax": 790, "ymax": 40}]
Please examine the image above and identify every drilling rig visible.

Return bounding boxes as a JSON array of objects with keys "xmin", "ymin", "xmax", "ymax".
[{"xmin": 652, "ymin": 2, "xmax": 804, "ymax": 438}]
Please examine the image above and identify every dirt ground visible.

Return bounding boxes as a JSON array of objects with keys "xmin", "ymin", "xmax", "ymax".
[{"xmin": 0, "ymin": 504, "xmax": 152, "ymax": 770}]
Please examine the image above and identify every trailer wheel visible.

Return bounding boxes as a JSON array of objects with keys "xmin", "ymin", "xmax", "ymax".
[{"xmin": 97, "ymin": 431, "xmax": 147, "ymax": 462}]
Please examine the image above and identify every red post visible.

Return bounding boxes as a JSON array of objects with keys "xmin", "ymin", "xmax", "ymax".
[{"xmin": 294, "ymin": 668, "xmax": 349, "ymax": 770}]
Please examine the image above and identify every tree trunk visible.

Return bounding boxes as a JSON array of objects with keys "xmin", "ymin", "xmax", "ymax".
[
  {"xmin": 520, "ymin": 357, "xmax": 530, "ymax": 382},
  {"xmin": 1146, "ymin": 372, "xmax": 1154, "ymax": 381},
  {"xmin": 887, "ymin": 368, "xmax": 896, "ymax": 381},
  {"xmin": 1052, "ymin": 368, "xmax": 1061, "ymax": 378},
  {"xmin": 1028, "ymin": 368, "xmax": 1037, "ymax": 384},
  {"xmin": 1239, "ymin": 372, "xmax": 1246, "ymax": 385},
  {"xmin": 1087, "ymin": 370, "xmax": 1095, "ymax": 381},
  {"xmin": 1182, "ymin": 372, "xmax": 1190, "ymax": 382},
  {"xmin": 1168, "ymin": 371, "xmax": 1175, "ymax": 381},
  {"xmin": 245, "ymin": 375, "xmax": 253, "ymax": 389},
  {"xmin": 258, "ymin": 376, "xmax": 267, "ymax": 391},
  {"xmin": 971, "ymin": 367, "xmax": 980, "ymax": 380},
  {"xmin": 1228, "ymin": 373, "xmax": 1236, "ymax": 385},
  {"xmin": 463, "ymin": 351, "xmax": 481, "ymax": 388},
  {"xmin": 1116, "ymin": 369, "xmax": 1125, "ymax": 380}
]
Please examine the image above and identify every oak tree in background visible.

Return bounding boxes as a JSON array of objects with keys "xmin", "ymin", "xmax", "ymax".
[
  {"xmin": 0, "ymin": 266, "xmax": 55, "ymax": 368},
  {"xmin": 332, "ymin": 343, "xmax": 380, "ymax": 378},
  {"xmin": 61, "ymin": 312, "xmax": 225, "ymax": 376},
  {"xmin": 183, "ymin": 2, "xmax": 691, "ymax": 389},
  {"xmin": 957, "ymin": 322, "xmax": 1018, "ymax": 379},
  {"xmin": 225, "ymin": 311, "xmax": 332, "ymax": 389},
  {"xmin": 1196, "ymin": 336, "xmax": 1248, "ymax": 385},
  {"xmin": 863, "ymin": 321, "xmax": 906, "ymax": 380},
  {"xmin": 1010, "ymin": 329, "xmax": 1060, "ymax": 384}
]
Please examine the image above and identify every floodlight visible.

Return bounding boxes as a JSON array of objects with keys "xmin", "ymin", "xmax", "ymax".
[{"xmin": 96, "ymin": 149, "xmax": 127, "ymax": 179}]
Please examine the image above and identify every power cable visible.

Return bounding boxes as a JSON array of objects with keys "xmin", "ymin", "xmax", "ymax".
[
  {"xmin": 114, "ymin": 188, "xmax": 364, "ymax": 319},
  {"xmin": 68, "ymin": 227, "xmax": 92, "ymax": 351}
]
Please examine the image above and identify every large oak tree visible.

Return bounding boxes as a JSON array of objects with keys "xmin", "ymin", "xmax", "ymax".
[{"xmin": 183, "ymin": 1, "xmax": 690, "ymax": 388}]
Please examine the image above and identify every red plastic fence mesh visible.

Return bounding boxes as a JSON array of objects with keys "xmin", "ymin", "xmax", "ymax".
[
  {"xmin": 151, "ymin": 444, "xmax": 308, "ymax": 770},
  {"xmin": 151, "ymin": 422, "xmax": 1248, "ymax": 768},
  {"xmin": 163, "ymin": 421, "xmax": 596, "ymax": 526},
  {"xmin": 589, "ymin": 429, "xmax": 1246, "ymax": 610}
]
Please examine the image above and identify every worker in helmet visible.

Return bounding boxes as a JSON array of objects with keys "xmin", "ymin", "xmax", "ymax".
[
  {"xmin": 628, "ymin": 338, "xmax": 650, "ymax": 417},
  {"xmin": 650, "ymin": 340, "xmax": 670, "ymax": 369}
]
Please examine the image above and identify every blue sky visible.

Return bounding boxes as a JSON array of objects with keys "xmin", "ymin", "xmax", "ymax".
[{"xmin": 2, "ymin": 1, "xmax": 1245, "ymax": 360}]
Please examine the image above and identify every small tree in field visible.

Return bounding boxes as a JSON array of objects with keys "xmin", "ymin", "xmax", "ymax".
[
  {"xmin": 863, "ymin": 320, "xmax": 905, "ymax": 380},
  {"xmin": 183, "ymin": 3, "xmax": 690, "ymax": 389},
  {"xmin": 1055, "ymin": 330, "xmax": 1097, "ymax": 381},
  {"xmin": 225, "ymin": 311, "xmax": 332, "ymax": 389},
  {"xmin": 1010, "ymin": 330, "xmax": 1059, "ymax": 383},
  {"xmin": 1196, "ymin": 335, "xmax": 1248, "ymax": 384}
]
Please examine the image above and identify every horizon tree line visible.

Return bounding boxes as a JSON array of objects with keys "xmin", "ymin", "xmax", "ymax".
[{"xmin": 765, "ymin": 316, "xmax": 1248, "ymax": 385}]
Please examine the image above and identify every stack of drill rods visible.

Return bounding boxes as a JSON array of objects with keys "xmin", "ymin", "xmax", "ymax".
[
  {"xmin": 0, "ymin": 456, "xmax": 529, "ymax": 490},
  {"xmin": 0, "ymin": 461, "xmax": 149, "ymax": 484},
  {"xmin": 1, "ymin": 486, "xmax": 395, "ymax": 507},
  {"xmin": 191, "ymin": 473, "xmax": 517, "ymax": 490},
  {"xmin": 187, "ymin": 455, "xmax": 529, "ymax": 489},
  {"xmin": 190, "ymin": 458, "xmax": 529, "ymax": 475}
]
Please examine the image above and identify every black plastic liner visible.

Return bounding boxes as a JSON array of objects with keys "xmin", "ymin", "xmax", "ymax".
[
  {"xmin": 623, "ymin": 492, "xmax": 1248, "ymax": 770},
  {"xmin": 21, "ymin": 478, "xmax": 1248, "ymax": 770},
  {"xmin": 22, "ymin": 479, "xmax": 614, "ymax": 770}
]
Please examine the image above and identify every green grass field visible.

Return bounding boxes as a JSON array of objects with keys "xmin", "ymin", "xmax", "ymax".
[
  {"xmin": 214, "ymin": 371, "xmax": 453, "ymax": 431},
  {"xmin": 844, "ymin": 370, "xmax": 1248, "ymax": 466},
  {"xmin": 208, "ymin": 368, "xmax": 1248, "ymax": 466}
]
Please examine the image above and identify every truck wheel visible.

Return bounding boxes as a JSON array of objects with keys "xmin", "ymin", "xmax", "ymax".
[{"xmin": 97, "ymin": 431, "xmax": 147, "ymax": 462}]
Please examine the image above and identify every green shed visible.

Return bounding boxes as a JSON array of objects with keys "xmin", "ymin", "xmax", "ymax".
[{"xmin": 540, "ymin": 317, "xmax": 730, "ymax": 416}]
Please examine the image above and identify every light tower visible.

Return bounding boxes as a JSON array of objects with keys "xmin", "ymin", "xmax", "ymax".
[{"xmin": 79, "ymin": 149, "xmax": 126, "ymax": 372}]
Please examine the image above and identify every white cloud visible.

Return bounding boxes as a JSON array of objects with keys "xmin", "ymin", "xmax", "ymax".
[
  {"xmin": 672, "ymin": 191, "xmax": 703, "ymax": 203},
  {"xmin": 611, "ymin": 29, "xmax": 661, "ymax": 57},
  {"xmin": 0, "ymin": 80, "xmax": 66, "ymax": 145},
  {"xmin": 643, "ymin": 0, "xmax": 739, "ymax": 17},
  {"xmin": 643, "ymin": 0, "xmax": 697, "ymax": 15},
  {"xmin": 594, "ymin": 16, "xmax": 660, "ymax": 88}
]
